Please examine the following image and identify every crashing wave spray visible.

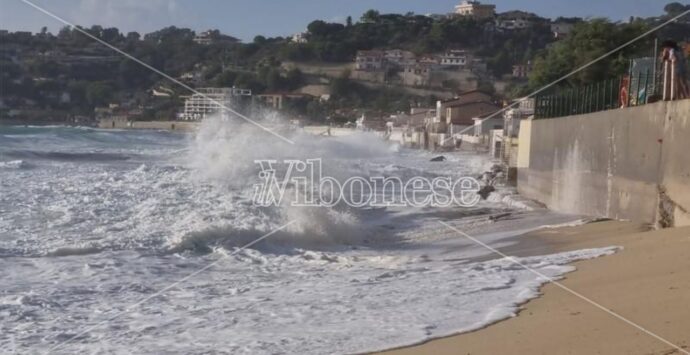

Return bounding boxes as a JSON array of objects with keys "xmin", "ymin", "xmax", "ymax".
[{"xmin": 175, "ymin": 115, "xmax": 398, "ymax": 252}]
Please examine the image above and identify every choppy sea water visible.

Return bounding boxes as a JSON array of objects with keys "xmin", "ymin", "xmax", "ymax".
[{"xmin": 0, "ymin": 121, "xmax": 615, "ymax": 354}]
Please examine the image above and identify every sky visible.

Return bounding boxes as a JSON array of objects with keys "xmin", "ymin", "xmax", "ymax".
[{"xmin": 0, "ymin": 0, "xmax": 670, "ymax": 41}]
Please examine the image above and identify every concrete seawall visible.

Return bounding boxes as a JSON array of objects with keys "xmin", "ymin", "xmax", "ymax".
[
  {"xmin": 98, "ymin": 119, "xmax": 200, "ymax": 131},
  {"xmin": 518, "ymin": 99, "xmax": 690, "ymax": 227}
]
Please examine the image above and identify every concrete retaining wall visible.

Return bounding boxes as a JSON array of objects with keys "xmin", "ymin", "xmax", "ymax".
[{"xmin": 518, "ymin": 100, "xmax": 690, "ymax": 226}]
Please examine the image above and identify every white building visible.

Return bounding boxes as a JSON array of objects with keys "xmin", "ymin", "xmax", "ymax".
[
  {"xmin": 193, "ymin": 30, "xmax": 240, "ymax": 45},
  {"xmin": 182, "ymin": 87, "xmax": 252, "ymax": 121},
  {"xmin": 551, "ymin": 22, "xmax": 576, "ymax": 39},
  {"xmin": 454, "ymin": 1, "xmax": 496, "ymax": 19},
  {"xmin": 384, "ymin": 49, "xmax": 416, "ymax": 66},
  {"xmin": 291, "ymin": 32, "xmax": 309, "ymax": 44},
  {"xmin": 440, "ymin": 49, "xmax": 469, "ymax": 67},
  {"xmin": 503, "ymin": 97, "xmax": 535, "ymax": 137},
  {"xmin": 355, "ymin": 50, "xmax": 385, "ymax": 71},
  {"xmin": 193, "ymin": 32, "xmax": 213, "ymax": 45},
  {"xmin": 496, "ymin": 11, "xmax": 541, "ymax": 30}
]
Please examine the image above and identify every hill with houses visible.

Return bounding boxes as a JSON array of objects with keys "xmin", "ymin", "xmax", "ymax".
[{"xmin": 1, "ymin": 1, "xmax": 688, "ymax": 124}]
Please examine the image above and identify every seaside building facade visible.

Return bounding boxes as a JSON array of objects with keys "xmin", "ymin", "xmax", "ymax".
[
  {"xmin": 182, "ymin": 87, "xmax": 252, "ymax": 121},
  {"xmin": 436, "ymin": 90, "xmax": 500, "ymax": 135}
]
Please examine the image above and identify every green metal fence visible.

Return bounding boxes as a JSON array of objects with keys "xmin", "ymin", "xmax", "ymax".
[{"xmin": 535, "ymin": 70, "xmax": 657, "ymax": 119}]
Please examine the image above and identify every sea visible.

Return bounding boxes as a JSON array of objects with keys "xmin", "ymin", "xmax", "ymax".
[{"xmin": 0, "ymin": 118, "xmax": 616, "ymax": 354}]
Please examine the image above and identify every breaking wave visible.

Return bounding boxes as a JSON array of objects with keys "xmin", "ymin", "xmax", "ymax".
[
  {"xmin": 0, "ymin": 160, "xmax": 30, "ymax": 169},
  {"xmin": 172, "ymin": 116, "xmax": 398, "ymax": 252}
]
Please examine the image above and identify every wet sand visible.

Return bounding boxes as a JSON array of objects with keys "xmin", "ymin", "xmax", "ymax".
[{"xmin": 378, "ymin": 221, "xmax": 690, "ymax": 355}]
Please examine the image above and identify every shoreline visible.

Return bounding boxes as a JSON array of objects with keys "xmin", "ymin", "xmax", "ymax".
[{"xmin": 377, "ymin": 221, "xmax": 690, "ymax": 354}]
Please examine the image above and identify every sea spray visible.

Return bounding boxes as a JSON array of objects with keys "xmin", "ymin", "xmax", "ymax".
[
  {"xmin": 172, "ymin": 115, "xmax": 399, "ymax": 252},
  {"xmin": 186, "ymin": 115, "xmax": 395, "ymax": 185}
]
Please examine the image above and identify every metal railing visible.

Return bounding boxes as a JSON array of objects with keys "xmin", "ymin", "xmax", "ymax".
[{"xmin": 535, "ymin": 70, "xmax": 657, "ymax": 119}]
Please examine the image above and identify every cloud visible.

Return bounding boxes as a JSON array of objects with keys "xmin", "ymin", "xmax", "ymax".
[
  {"xmin": 69, "ymin": 0, "xmax": 194, "ymax": 32},
  {"xmin": 327, "ymin": 15, "xmax": 348, "ymax": 24}
]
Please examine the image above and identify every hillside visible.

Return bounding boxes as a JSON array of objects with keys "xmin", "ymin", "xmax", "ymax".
[{"xmin": 1, "ymin": 4, "xmax": 688, "ymax": 123}]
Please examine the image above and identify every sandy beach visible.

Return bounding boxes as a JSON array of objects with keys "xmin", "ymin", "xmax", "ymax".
[{"xmin": 380, "ymin": 221, "xmax": 690, "ymax": 355}]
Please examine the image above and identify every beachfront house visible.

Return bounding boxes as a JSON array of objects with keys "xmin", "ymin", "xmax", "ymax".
[{"xmin": 437, "ymin": 90, "xmax": 500, "ymax": 136}]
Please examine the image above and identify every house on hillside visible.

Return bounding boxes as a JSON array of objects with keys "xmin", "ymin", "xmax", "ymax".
[
  {"xmin": 512, "ymin": 62, "xmax": 533, "ymax": 79},
  {"xmin": 496, "ymin": 11, "xmax": 542, "ymax": 31},
  {"xmin": 440, "ymin": 49, "xmax": 470, "ymax": 67},
  {"xmin": 291, "ymin": 32, "xmax": 309, "ymax": 44},
  {"xmin": 355, "ymin": 50, "xmax": 385, "ymax": 71},
  {"xmin": 402, "ymin": 63, "xmax": 433, "ymax": 87},
  {"xmin": 454, "ymin": 1, "xmax": 496, "ymax": 20},
  {"xmin": 384, "ymin": 49, "xmax": 417, "ymax": 66},
  {"xmin": 194, "ymin": 30, "xmax": 240, "ymax": 45},
  {"xmin": 419, "ymin": 55, "xmax": 441, "ymax": 66},
  {"xmin": 551, "ymin": 20, "xmax": 578, "ymax": 39}
]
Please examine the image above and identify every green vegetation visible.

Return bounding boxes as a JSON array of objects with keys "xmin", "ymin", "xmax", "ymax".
[{"xmin": 0, "ymin": 3, "xmax": 688, "ymax": 123}]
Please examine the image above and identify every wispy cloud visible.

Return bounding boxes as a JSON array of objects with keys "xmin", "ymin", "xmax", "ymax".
[{"xmin": 68, "ymin": 0, "xmax": 195, "ymax": 31}]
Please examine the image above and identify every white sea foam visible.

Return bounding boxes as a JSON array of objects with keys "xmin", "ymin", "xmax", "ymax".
[
  {"xmin": 0, "ymin": 160, "xmax": 29, "ymax": 169},
  {"xmin": 0, "ymin": 123, "xmax": 613, "ymax": 354}
]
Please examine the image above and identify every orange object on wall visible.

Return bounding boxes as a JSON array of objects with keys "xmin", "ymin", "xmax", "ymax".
[{"xmin": 619, "ymin": 75, "xmax": 630, "ymax": 108}]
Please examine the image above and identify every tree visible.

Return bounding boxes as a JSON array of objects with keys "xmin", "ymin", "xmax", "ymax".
[
  {"xmin": 284, "ymin": 68, "xmax": 305, "ymax": 89},
  {"xmin": 664, "ymin": 2, "xmax": 689, "ymax": 16},
  {"xmin": 346, "ymin": 16, "xmax": 353, "ymax": 27},
  {"xmin": 126, "ymin": 32, "xmax": 141, "ymax": 41},
  {"xmin": 307, "ymin": 21, "xmax": 345, "ymax": 38},
  {"xmin": 361, "ymin": 10, "xmax": 380, "ymax": 23},
  {"xmin": 265, "ymin": 68, "xmax": 283, "ymax": 91},
  {"xmin": 214, "ymin": 70, "xmax": 239, "ymax": 87},
  {"xmin": 528, "ymin": 19, "xmax": 650, "ymax": 90},
  {"xmin": 85, "ymin": 82, "xmax": 114, "ymax": 106}
]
